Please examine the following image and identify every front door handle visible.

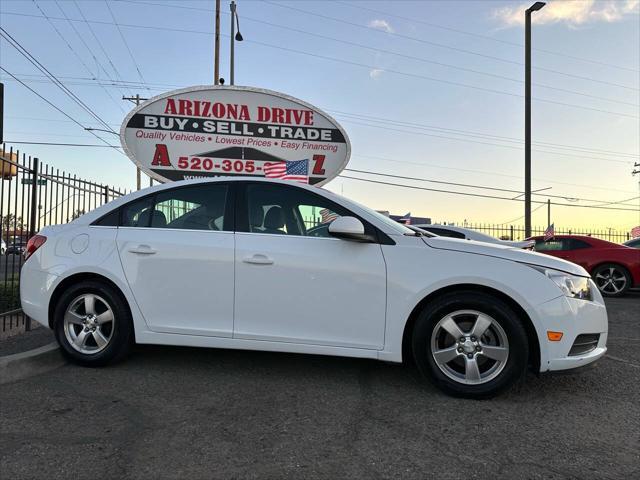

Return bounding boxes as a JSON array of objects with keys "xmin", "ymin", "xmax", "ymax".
[
  {"xmin": 243, "ymin": 254, "xmax": 274, "ymax": 265},
  {"xmin": 128, "ymin": 245, "xmax": 157, "ymax": 255}
]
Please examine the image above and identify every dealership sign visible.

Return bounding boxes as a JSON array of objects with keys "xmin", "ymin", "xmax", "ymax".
[{"xmin": 120, "ymin": 86, "xmax": 351, "ymax": 185}]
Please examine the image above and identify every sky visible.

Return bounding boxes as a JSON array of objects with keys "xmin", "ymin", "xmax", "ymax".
[{"xmin": 1, "ymin": 0, "xmax": 639, "ymax": 232}]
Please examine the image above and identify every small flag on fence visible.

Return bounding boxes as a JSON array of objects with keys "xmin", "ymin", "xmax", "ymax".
[
  {"xmin": 264, "ymin": 159, "xmax": 309, "ymax": 183},
  {"xmin": 544, "ymin": 223, "xmax": 555, "ymax": 241},
  {"xmin": 632, "ymin": 226, "xmax": 640, "ymax": 238}
]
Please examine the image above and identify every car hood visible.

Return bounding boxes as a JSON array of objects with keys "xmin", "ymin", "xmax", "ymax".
[{"xmin": 422, "ymin": 236, "xmax": 588, "ymax": 277}]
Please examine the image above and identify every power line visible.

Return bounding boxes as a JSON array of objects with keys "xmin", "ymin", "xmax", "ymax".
[
  {"xmin": 31, "ymin": 0, "xmax": 126, "ymax": 114},
  {"xmin": 339, "ymin": 118, "xmax": 635, "ymax": 165},
  {"xmin": 54, "ymin": 0, "xmax": 130, "ymax": 106},
  {"xmin": 351, "ymin": 153, "xmax": 638, "ymax": 195},
  {"xmin": 344, "ymin": 168, "xmax": 639, "ymax": 205},
  {"xmin": 0, "ymin": 66, "xmax": 122, "ymax": 152},
  {"xmin": 332, "ymin": 111, "xmax": 638, "ymax": 160},
  {"xmin": 338, "ymin": 174, "xmax": 640, "ymax": 212},
  {"xmin": 114, "ymin": 0, "xmax": 638, "ymax": 105},
  {"xmin": 3, "ymin": 141, "xmax": 122, "ymax": 148},
  {"xmin": 334, "ymin": 0, "xmax": 640, "ymax": 74},
  {"xmin": 72, "ymin": 0, "xmax": 133, "ymax": 97},
  {"xmin": 104, "ymin": 0, "xmax": 150, "ymax": 93},
  {"xmin": 4, "ymin": 9, "xmax": 638, "ymax": 118},
  {"xmin": 0, "ymin": 27, "xmax": 117, "ymax": 134},
  {"xmin": 263, "ymin": 0, "xmax": 640, "ymax": 92}
]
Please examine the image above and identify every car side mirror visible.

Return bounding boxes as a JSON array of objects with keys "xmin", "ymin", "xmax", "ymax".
[{"xmin": 328, "ymin": 216, "xmax": 373, "ymax": 242}]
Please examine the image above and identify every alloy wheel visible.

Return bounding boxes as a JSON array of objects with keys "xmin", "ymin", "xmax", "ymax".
[
  {"xmin": 594, "ymin": 267, "xmax": 627, "ymax": 295},
  {"xmin": 430, "ymin": 310, "xmax": 509, "ymax": 385},
  {"xmin": 63, "ymin": 294, "xmax": 115, "ymax": 355}
]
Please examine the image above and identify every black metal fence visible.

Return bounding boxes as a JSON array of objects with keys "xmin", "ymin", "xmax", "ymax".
[
  {"xmin": 1, "ymin": 143, "xmax": 127, "ymax": 337},
  {"xmin": 434, "ymin": 222, "xmax": 632, "ymax": 243}
]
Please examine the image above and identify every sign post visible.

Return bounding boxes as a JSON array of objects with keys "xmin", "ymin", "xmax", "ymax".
[{"xmin": 120, "ymin": 86, "xmax": 351, "ymax": 186}]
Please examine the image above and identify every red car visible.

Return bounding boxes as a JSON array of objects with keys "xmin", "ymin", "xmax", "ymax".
[{"xmin": 530, "ymin": 235, "xmax": 640, "ymax": 297}]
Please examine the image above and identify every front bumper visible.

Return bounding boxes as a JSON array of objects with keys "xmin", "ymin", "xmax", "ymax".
[{"xmin": 535, "ymin": 293, "xmax": 608, "ymax": 373}]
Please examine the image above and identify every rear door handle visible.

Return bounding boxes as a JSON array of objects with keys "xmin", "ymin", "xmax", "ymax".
[
  {"xmin": 128, "ymin": 245, "xmax": 157, "ymax": 255},
  {"xmin": 243, "ymin": 254, "xmax": 274, "ymax": 265}
]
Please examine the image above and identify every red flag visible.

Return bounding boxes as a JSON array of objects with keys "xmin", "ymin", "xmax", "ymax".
[
  {"xmin": 632, "ymin": 226, "xmax": 640, "ymax": 238},
  {"xmin": 544, "ymin": 223, "xmax": 555, "ymax": 241}
]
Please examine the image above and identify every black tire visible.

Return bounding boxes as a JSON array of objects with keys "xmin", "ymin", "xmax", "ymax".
[
  {"xmin": 53, "ymin": 280, "xmax": 134, "ymax": 367},
  {"xmin": 591, "ymin": 263, "xmax": 631, "ymax": 297},
  {"xmin": 412, "ymin": 291, "xmax": 529, "ymax": 399}
]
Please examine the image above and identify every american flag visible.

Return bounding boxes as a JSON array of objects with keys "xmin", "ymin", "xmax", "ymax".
[
  {"xmin": 632, "ymin": 226, "xmax": 640, "ymax": 238},
  {"xmin": 399, "ymin": 212, "xmax": 411, "ymax": 225},
  {"xmin": 544, "ymin": 223, "xmax": 555, "ymax": 241},
  {"xmin": 263, "ymin": 159, "xmax": 309, "ymax": 183},
  {"xmin": 320, "ymin": 208, "xmax": 339, "ymax": 224}
]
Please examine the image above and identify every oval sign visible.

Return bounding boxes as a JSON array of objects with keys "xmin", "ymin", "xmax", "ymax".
[{"xmin": 120, "ymin": 85, "xmax": 351, "ymax": 186}]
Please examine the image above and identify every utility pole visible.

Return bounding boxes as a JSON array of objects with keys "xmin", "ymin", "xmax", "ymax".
[
  {"xmin": 123, "ymin": 94, "xmax": 149, "ymax": 189},
  {"xmin": 214, "ymin": 0, "xmax": 221, "ymax": 84},
  {"xmin": 524, "ymin": 2, "xmax": 545, "ymax": 238},
  {"xmin": 633, "ymin": 163, "xmax": 640, "ymax": 226},
  {"xmin": 547, "ymin": 198, "xmax": 551, "ymax": 227}
]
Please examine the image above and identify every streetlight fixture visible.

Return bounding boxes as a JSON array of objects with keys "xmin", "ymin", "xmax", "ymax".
[
  {"xmin": 230, "ymin": 0, "xmax": 243, "ymax": 85},
  {"xmin": 524, "ymin": 1, "xmax": 545, "ymax": 238}
]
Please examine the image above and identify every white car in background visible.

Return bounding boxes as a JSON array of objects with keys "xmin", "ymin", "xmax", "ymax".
[
  {"xmin": 20, "ymin": 178, "xmax": 607, "ymax": 398},
  {"xmin": 1, "ymin": 238, "xmax": 6, "ymax": 255},
  {"xmin": 415, "ymin": 224, "xmax": 534, "ymax": 249}
]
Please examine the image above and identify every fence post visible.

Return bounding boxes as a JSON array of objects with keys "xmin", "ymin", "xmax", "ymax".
[
  {"xmin": 103, "ymin": 185, "xmax": 109, "ymax": 205},
  {"xmin": 28, "ymin": 157, "xmax": 39, "ymax": 238},
  {"xmin": 510, "ymin": 225, "xmax": 514, "ymax": 241}
]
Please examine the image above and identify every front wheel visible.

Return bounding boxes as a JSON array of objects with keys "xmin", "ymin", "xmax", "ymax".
[
  {"xmin": 412, "ymin": 291, "xmax": 529, "ymax": 398},
  {"xmin": 592, "ymin": 264, "xmax": 630, "ymax": 297},
  {"xmin": 53, "ymin": 281, "xmax": 134, "ymax": 366}
]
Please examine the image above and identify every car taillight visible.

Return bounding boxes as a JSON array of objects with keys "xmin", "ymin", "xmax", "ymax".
[{"xmin": 24, "ymin": 235, "xmax": 47, "ymax": 261}]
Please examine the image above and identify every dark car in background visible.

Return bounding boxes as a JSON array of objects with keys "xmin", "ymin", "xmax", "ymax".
[
  {"xmin": 530, "ymin": 235, "xmax": 640, "ymax": 297},
  {"xmin": 5, "ymin": 237, "xmax": 26, "ymax": 256},
  {"xmin": 623, "ymin": 238, "xmax": 640, "ymax": 249}
]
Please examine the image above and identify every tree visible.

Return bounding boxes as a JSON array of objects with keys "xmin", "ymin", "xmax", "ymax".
[{"xmin": 1, "ymin": 214, "xmax": 26, "ymax": 231}]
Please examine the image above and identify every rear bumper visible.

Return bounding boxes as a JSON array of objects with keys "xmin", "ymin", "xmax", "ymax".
[
  {"xmin": 535, "ymin": 292, "xmax": 608, "ymax": 373},
  {"xmin": 20, "ymin": 263, "xmax": 58, "ymax": 329}
]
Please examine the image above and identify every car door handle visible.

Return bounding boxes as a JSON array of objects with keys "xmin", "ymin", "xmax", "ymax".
[
  {"xmin": 243, "ymin": 254, "xmax": 274, "ymax": 265},
  {"xmin": 128, "ymin": 245, "xmax": 157, "ymax": 255}
]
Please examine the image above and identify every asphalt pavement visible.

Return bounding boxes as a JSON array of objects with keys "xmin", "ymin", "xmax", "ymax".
[{"xmin": 1, "ymin": 294, "xmax": 638, "ymax": 480}]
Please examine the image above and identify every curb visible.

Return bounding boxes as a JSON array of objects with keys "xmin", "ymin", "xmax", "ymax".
[{"xmin": 0, "ymin": 342, "xmax": 66, "ymax": 385}]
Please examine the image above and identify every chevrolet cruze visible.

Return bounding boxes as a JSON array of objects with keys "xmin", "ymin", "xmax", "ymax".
[{"xmin": 20, "ymin": 178, "xmax": 608, "ymax": 398}]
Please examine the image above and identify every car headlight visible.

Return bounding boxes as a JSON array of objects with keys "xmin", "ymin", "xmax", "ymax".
[{"xmin": 530, "ymin": 266, "xmax": 593, "ymax": 301}]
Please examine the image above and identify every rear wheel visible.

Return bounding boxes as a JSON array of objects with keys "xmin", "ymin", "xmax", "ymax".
[
  {"xmin": 53, "ymin": 281, "xmax": 133, "ymax": 366},
  {"xmin": 412, "ymin": 291, "xmax": 529, "ymax": 398},
  {"xmin": 592, "ymin": 264, "xmax": 630, "ymax": 297}
]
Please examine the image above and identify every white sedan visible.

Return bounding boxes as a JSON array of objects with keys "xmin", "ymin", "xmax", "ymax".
[
  {"xmin": 20, "ymin": 178, "xmax": 607, "ymax": 398},
  {"xmin": 414, "ymin": 224, "xmax": 534, "ymax": 249}
]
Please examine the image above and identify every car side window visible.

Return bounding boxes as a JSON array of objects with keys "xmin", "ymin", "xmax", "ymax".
[
  {"xmin": 243, "ymin": 183, "xmax": 355, "ymax": 238},
  {"xmin": 564, "ymin": 239, "xmax": 591, "ymax": 250},
  {"xmin": 534, "ymin": 239, "xmax": 564, "ymax": 251},
  {"xmin": 120, "ymin": 197, "xmax": 153, "ymax": 227},
  {"xmin": 152, "ymin": 184, "xmax": 229, "ymax": 231},
  {"xmin": 426, "ymin": 228, "xmax": 466, "ymax": 239}
]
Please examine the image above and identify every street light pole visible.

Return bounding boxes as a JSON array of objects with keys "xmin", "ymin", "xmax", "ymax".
[
  {"xmin": 214, "ymin": 0, "xmax": 221, "ymax": 85},
  {"xmin": 524, "ymin": 2, "xmax": 545, "ymax": 238},
  {"xmin": 230, "ymin": 1, "xmax": 243, "ymax": 86}
]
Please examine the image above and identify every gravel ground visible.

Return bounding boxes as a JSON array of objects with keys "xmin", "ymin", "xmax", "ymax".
[
  {"xmin": 0, "ymin": 325, "xmax": 53, "ymax": 356},
  {"xmin": 1, "ymin": 294, "xmax": 638, "ymax": 480}
]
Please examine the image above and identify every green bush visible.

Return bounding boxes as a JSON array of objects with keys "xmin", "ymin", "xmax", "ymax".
[{"xmin": 0, "ymin": 281, "xmax": 21, "ymax": 312}]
